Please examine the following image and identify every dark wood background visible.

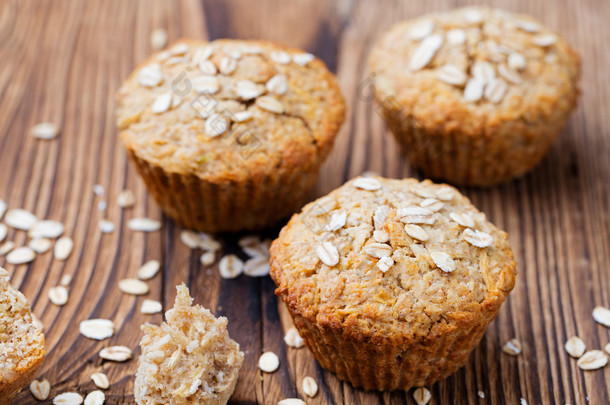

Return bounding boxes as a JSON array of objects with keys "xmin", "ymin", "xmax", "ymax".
[{"xmin": 2, "ymin": 0, "xmax": 609, "ymax": 403}]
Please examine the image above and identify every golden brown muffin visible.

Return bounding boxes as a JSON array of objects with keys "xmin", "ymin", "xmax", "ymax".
[
  {"xmin": 369, "ymin": 7, "xmax": 580, "ymax": 186},
  {"xmin": 0, "ymin": 268, "xmax": 45, "ymax": 404},
  {"xmin": 270, "ymin": 176, "xmax": 517, "ymax": 391},
  {"xmin": 135, "ymin": 284, "xmax": 244, "ymax": 405},
  {"xmin": 116, "ymin": 39, "xmax": 345, "ymax": 232}
]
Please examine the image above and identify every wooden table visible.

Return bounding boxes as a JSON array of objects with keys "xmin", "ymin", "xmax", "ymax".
[{"xmin": 2, "ymin": 0, "xmax": 609, "ymax": 403}]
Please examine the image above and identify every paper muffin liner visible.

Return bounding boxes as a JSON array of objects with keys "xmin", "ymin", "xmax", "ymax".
[
  {"xmin": 126, "ymin": 150, "xmax": 320, "ymax": 233},
  {"xmin": 285, "ymin": 303, "xmax": 503, "ymax": 391},
  {"xmin": 381, "ymin": 107, "xmax": 568, "ymax": 187}
]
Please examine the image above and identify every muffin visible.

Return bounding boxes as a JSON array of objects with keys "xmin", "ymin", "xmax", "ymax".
[
  {"xmin": 135, "ymin": 284, "xmax": 244, "ymax": 404},
  {"xmin": 116, "ymin": 39, "xmax": 345, "ymax": 232},
  {"xmin": 0, "ymin": 268, "xmax": 45, "ymax": 404},
  {"xmin": 270, "ymin": 176, "xmax": 517, "ymax": 390},
  {"xmin": 369, "ymin": 7, "xmax": 580, "ymax": 186}
]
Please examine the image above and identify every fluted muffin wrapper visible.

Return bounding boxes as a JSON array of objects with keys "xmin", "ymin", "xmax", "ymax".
[
  {"xmin": 126, "ymin": 150, "xmax": 320, "ymax": 233},
  {"xmin": 380, "ymin": 105, "xmax": 569, "ymax": 187},
  {"xmin": 286, "ymin": 304, "xmax": 502, "ymax": 391}
]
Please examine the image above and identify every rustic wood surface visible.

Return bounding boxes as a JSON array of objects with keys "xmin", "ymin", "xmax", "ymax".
[{"xmin": 1, "ymin": 0, "xmax": 609, "ymax": 403}]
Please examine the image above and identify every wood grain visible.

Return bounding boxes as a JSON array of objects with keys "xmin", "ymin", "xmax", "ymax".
[{"xmin": 1, "ymin": 0, "xmax": 609, "ymax": 403}]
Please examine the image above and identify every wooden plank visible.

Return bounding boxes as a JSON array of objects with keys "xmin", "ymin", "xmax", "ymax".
[{"xmin": 0, "ymin": 0, "xmax": 608, "ymax": 403}]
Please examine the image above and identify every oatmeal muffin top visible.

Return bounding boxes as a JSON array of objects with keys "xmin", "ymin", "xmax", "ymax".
[
  {"xmin": 368, "ymin": 7, "xmax": 579, "ymax": 134},
  {"xmin": 270, "ymin": 177, "xmax": 517, "ymax": 340},
  {"xmin": 136, "ymin": 284, "xmax": 243, "ymax": 403},
  {"xmin": 117, "ymin": 39, "xmax": 345, "ymax": 182}
]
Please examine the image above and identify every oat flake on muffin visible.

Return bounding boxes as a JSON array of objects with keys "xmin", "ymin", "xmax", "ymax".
[
  {"xmin": 117, "ymin": 39, "xmax": 345, "ymax": 232},
  {"xmin": 270, "ymin": 176, "xmax": 517, "ymax": 390},
  {"xmin": 369, "ymin": 7, "xmax": 580, "ymax": 186}
]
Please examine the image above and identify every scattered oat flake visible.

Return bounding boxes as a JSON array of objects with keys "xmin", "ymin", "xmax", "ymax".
[
  {"xmin": 91, "ymin": 372, "xmax": 110, "ymax": 389},
  {"xmin": 5, "ymin": 208, "xmax": 38, "ymax": 230},
  {"xmin": 138, "ymin": 260, "xmax": 161, "ymax": 280},
  {"xmin": 477, "ymin": 391, "xmax": 485, "ymax": 399},
  {"xmin": 117, "ymin": 190, "xmax": 135, "ymax": 208},
  {"xmin": 0, "ymin": 224, "xmax": 6, "ymax": 243},
  {"xmin": 219, "ymin": 254, "xmax": 244, "ymax": 279},
  {"xmin": 7, "ymin": 246, "xmax": 36, "ymax": 265},
  {"xmin": 270, "ymin": 51, "xmax": 291, "ymax": 64},
  {"xmin": 99, "ymin": 345, "xmax": 133, "ymax": 362},
  {"xmin": 463, "ymin": 228, "xmax": 493, "ymax": 248},
  {"xmin": 377, "ymin": 256, "xmax": 395, "ymax": 273},
  {"xmin": 293, "ymin": 52, "xmax": 314, "ymax": 66},
  {"xmin": 138, "ymin": 63, "xmax": 163, "ymax": 87},
  {"xmin": 266, "ymin": 74, "xmax": 287, "ymax": 95},
  {"xmin": 118, "ymin": 278, "xmax": 149, "ymax": 295},
  {"xmin": 577, "ymin": 350, "xmax": 608, "ymax": 370},
  {"xmin": 98, "ymin": 219, "xmax": 115, "ymax": 234},
  {"xmin": 200, "ymin": 251, "xmax": 216, "ymax": 266},
  {"xmin": 447, "ymin": 28, "xmax": 466, "ymax": 45},
  {"xmin": 284, "ymin": 327, "xmax": 304, "ymax": 348},
  {"xmin": 49, "ymin": 286, "xmax": 69, "ymax": 306},
  {"xmin": 605, "ymin": 342, "xmax": 610, "ymax": 354},
  {"xmin": 258, "ymin": 351, "xmax": 280, "ymax": 372},
  {"xmin": 463, "ymin": 78, "xmax": 485, "ymax": 102},
  {"xmin": 430, "ymin": 251, "xmax": 456, "ymax": 273},
  {"xmin": 93, "ymin": 184, "xmax": 105, "ymax": 196},
  {"xmin": 373, "ymin": 229, "xmax": 389, "ymax": 243},
  {"xmin": 316, "ymin": 242, "xmax": 339, "ymax": 266},
  {"xmin": 141, "ymin": 299, "xmax": 163, "ymax": 314},
  {"xmin": 405, "ymin": 224, "xmax": 429, "ymax": 242},
  {"xmin": 593, "ymin": 306, "xmax": 610, "ymax": 327},
  {"xmin": 484, "ymin": 78, "xmax": 508, "ymax": 104},
  {"xmin": 84, "ymin": 390, "xmax": 105, "ymax": 405},
  {"xmin": 413, "ymin": 387, "xmax": 431, "ymax": 405},
  {"xmin": 29, "ymin": 220, "xmax": 64, "ymax": 239},
  {"xmin": 128, "ymin": 218, "xmax": 161, "ymax": 232},
  {"xmin": 0, "ymin": 241, "xmax": 15, "ymax": 256},
  {"xmin": 30, "ymin": 379, "xmax": 50, "ymax": 400},
  {"xmin": 180, "ymin": 230, "xmax": 202, "ymax": 248},
  {"xmin": 565, "ymin": 336, "xmax": 586, "ymax": 358},
  {"xmin": 437, "ymin": 64, "xmax": 467, "ymax": 86},
  {"xmin": 152, "ymin": 92, "xmax": 172, "ymax": 114},
  {"xmin": 32, "ymin": 122, "xmax": 59, "ymax": 140},
  {"xmin": 53, "ymin": 392, "xmax": 83, "ymax": 405},
  {"xmin": 97, "ymin": 201, "xmax": 107, "ymax": 211},
  {"xmin": 30, "ymin": 238, "xmax": 52, "ymax": 254},
  {"xmin": 302, "ymin": 376, "xmax": 318, "ymax": 397},
  {"xmin": 408, "ymin": 19, "xmax": 434, "ymax": 40},
  {"xmin": 169, "ymin": 42, "xmax": 189, "ymax": 55},
  {"xmin": 409, "ymin": 34, "xmax": 443, "ymax": 71},
  {"xmin": 502, "ymin": 338, "xmax": 522, "ymax": 356},
  {"xmin": 236, "ymin": 79, "xmax": 264, "ymax": 100},
  {"xmin": 532, "ymin": 34, "xmax": 557, "ymax": 47},
  {"xmin": 151, "ymin": 28, "xmax": 168, "ymax": 50},
  {"xmin": 520, "ymin": 399, "xmax": 527, "ymax": 405},
  {"xmin": 256, "ymin": 96, "xmax": 284, "ymax": 114},
  {"xmin": 60, "ymin": 273, "xmax": 72, "ymax": 286},
  {"xmin": 243, "ymin": 255, "xmax": 270, "ymax": 277},
  {"xmin": 278, "ymin": 400, "xmax": 305, "ymax": 405},
  {"xmin": 353, "ymin": 177, "xmax": 381, "ymax": 191},
  {"xmin": 0, "ymin": 199, "xmax": 6, "ymax": 220},
  {"xmin": 79, "ymin": 319, "xmax": 115, "ymax": 340},
  {"xmin": 327, "ymin": 210, "xmax": 347, "ymax": 231},
  {"xmin": 54, "ymin": 236, "xmax": 74, "ymax": 260}
]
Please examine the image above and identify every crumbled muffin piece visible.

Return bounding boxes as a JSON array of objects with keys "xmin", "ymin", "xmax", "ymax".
[
  {"xmin": 135, "ymin": 284, "xmax": 243, "ymax": 405},
  {"xmin": 0, "ymin": 267, "xmax": 45, "ymax": 405}
]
